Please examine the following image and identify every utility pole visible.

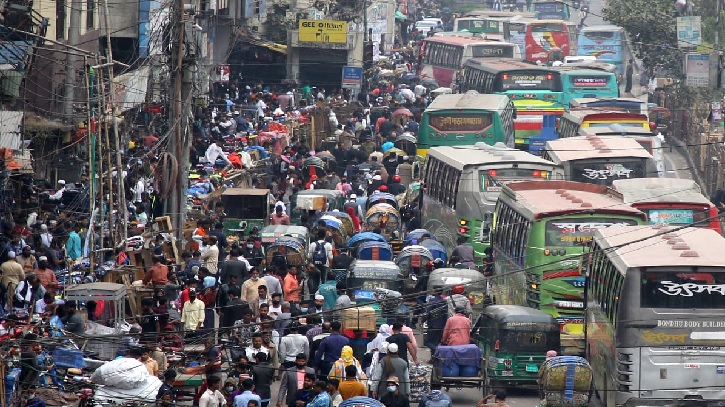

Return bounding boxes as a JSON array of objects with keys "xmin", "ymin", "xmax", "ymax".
[
  {"xmin": 101, "ymin": 0, "xmax": 128, "ymax": 244},
  {"xmin": 63, "ymin": 0, "xmax": 83, "ymax": 118},
  {"xmin": 167, "ymin": 0, "xmax": 194, "ymax": 242}
]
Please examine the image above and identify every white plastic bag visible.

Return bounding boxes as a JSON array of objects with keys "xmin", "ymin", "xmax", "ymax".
[{"xmin": 91, "ymin": 358, "xmax": 149, "ymax": 389}]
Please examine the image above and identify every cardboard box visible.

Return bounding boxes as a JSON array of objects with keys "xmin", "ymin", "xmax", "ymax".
[{"xmin": 342, "ymin": 306, "xmax": 377, "ymax": 331}]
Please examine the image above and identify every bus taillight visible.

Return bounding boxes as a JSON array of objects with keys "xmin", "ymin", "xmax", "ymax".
[
  {"xmin": 546, "ymin": 74, "xmax": 553, "ymax": 80},
  {"xmin": 488, "ymin": 170, "xmax": 497, "ymax": 176},
  {"xmin": 503, "ymin": 74, "xmax": 509, "ymax": 80}
]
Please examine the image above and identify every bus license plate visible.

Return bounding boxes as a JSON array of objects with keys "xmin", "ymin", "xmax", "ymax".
[{"xmin": 526, "ymin": 365, "xmax": 538, "ymax": 372}]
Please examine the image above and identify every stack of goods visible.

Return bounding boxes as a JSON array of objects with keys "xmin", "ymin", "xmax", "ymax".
[{"xmin": 91, "ymin": 357, "xmax": 162, "ymax": 403}]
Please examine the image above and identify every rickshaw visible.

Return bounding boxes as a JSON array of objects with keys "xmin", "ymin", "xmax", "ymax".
[
  {"xmin": 347, "ymin": 232, "xmax": 387, "ymax": 250},
  {"xmin": 427, "ymin": 268, "xmax": 489, "ymax": 320},
  {"xmin": 394, "ymin": 132, "xmax": 418, "ymax": 156},
  {"xmin": 259, "ymin": 225, "xmax": 309, "ymax": 249},
  {"xmin": 357, "ymin": 241, "xmax": 394, "ymax": 261},
  {"xmin": 220, "ymin": 188, "xmax": 271, "ymax": 235},
  {"xmin": 347, "ymin": 260, "xmax": 407, "ymax": 324},
  {"xmin": 302, "ymin": 156, "xmax": 327, "ymax": 182},
  {"xmin": 321, "ymin": 211, "xmax": 354, "ymax": 236},
  {"xmin": 384, "ymin": 147, "xmax": 406, "ymax": 163},
  {"xmin": 420, "ymin": 239, "xmax": 448, "ymax": 264},
  {"xmin": 403, "ymin": 229, "xmax": 434, "ymax": 247},
  {"xmin": 365, "ymin": 203, "xmax": 402, "ymax": 240},
  {"xmin": 430, "ymin": 344, "xmax": 485, "ymax": 391},
  {"xmin": 365, "ymin": 192, "xmax": 399, "ymax": 211},
  {"xmin": 266, "ymin": 235, "xmax": 308, "ymax": 267},
  {"xmin": 538, "ymin": 356, "xmax": 593, "ymax": 407},
  {"xmin": 473, "ymin": 305, "xmax": 561, "ymax": 395},
  {"xmin": 313, "ymin": 214, "xmax": 348, "ymax": 248},
  {"xmin": 395, "ymin": 245, "xmax": 433, "ymax": 277},
  {"xmin": 290, "ymin": 189, "xmax": 346, "ymax": 225}
]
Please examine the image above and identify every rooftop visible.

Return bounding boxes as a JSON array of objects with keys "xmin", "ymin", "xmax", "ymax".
[
  {"xmin": 545, "ymin": 135, "xmax": 652, "ymax": 162},
  {"xmin": 425, "ymin": 91, "xmax": 509, "ymax": 112},
  {"xmin": 611, "ymin": 178, "xmax": 709, "ymax": 204}
]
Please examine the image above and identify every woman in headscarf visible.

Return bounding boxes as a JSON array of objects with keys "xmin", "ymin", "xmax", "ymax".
[
  {"xmin": 363, "ymin": 324, "xmax": 391, "ymax": 377},
  {"xmin": 367, "ymin": 324, "xmax": 391, "ymax": 353},
  {"xmin": 345, "ymin": 206, "xmax": 361, "ymax": 233},
  {"xmin": 328, "ymin": 345, "xmax": 367, "ymax": 381}
]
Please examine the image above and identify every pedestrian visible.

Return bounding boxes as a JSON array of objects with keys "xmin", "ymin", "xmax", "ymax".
[
  {"xmin": 379, "ymin": 376, "xmax": 410, "ymax": 407},
  {"xmin": 233, "ymin": 379, "xmax": 261, "ymax": 407},
  {"xmin": 441, "ymin": 306, "xmax": 472, "ymax": 346},
  {"xmin": 277, "ymin": 354, "xmax": 315, "ymax": 407},
  {"xmin": 306, "ymin": 380, "xmax": 331, "ymax": 407},
  {"xmin": 327, "ymin": 379, "xmax": 343, "ymax": 407},
  {"xmin": 386, "ymin": 323, "xmax": 418, "ymax": 365},
  {"xmin": 338, "ymin": 365, "xmax": 367, "ymax": 400},
  {"xmin": 476, "ymin": 391, "xmax": 511, "ymax": 407},
  {"xmin": 180, "ymin": 288, "xmax": 205, "ymax": 339},
  {"xmin": 251, "ymin": 352, "xmax": 275, "ymax": 407},
  {"xmin": 625, "ymin": 59, "xmax": 634, "ymax": 93},
  {"xmin": 371, "ymin": 344, "xmax": 410, "ymax": 399},
  {"xmin": 199, "ymin": 376, "xmax": 227, "ymax": 407},
  {"xmin": 279, "ymin": 323, "xmax": 309, "ymax": 369},
  {"xmin": 327, "ymin": 345, "xmax": 366, "ymax": 381},
  {"xmin": 316, "ymin": 321, "xmax": 350, "ymax": 378}
]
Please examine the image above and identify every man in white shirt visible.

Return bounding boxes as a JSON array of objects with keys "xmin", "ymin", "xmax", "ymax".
[
  {"xmin": 204, "ymin": 138, "xmax": 231, "ymax": 166},
  {"xmin": 35, "ymin": 291, "xmax": 64, "ymax": 315},
  {"xmin": 132, "ymin": 176, "xmax": 145, "ymax": 203},
  {"xmin": 278, "ymin": 322, "xmax": 310, "ymax": 368},
  {"xmin": 199, "ymin": 376, "xmax": 226, "ymax": 407},
  {"xmin": 244, "ymin": 333, "xmax": 270, "ymax": 361},
  {"xmin": 39, "ymin": 224, "xmax": 53, "ymax": 248},
  {"xmin": 256, "ymin": 99, "xmax": 267, "ymax": 119},
  {"xmin": 48, "ymin": 180, "xmax": 66, "ymax": 201}
]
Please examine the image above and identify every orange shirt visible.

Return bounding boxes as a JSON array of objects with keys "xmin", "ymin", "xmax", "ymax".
[
  {"xmin": 143, "ymin": 264, "xmax": 169, "ymax": 285},
  {"xmin": 34, "ymin": 268, "xmax": 58, "ymax": 290},
  {"xmin": 283, "ymin": 274, "xmax": 301, "ymax": 302}
]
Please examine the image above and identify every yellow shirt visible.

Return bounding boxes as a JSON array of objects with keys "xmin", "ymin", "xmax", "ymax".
[
  {"xmin": 181, "ymin": 298, "xmax": 206, "ymax": 330},
  {"xmin": 142, "ymin": 357, "xmax": 159, "ymax": 376}
]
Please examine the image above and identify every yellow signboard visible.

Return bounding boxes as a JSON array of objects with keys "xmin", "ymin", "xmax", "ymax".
[{"xmin": 299, "ymin": 20, "xmax": 348, "ymax": 44}]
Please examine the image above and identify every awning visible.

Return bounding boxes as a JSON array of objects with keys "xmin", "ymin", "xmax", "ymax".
[
  {"xmin": 0, "ymin": 111, "xmax": 23, "ymax": 150},
  {"xmin": 0, "ymin": 147, "xmax": 33, "ymax": 174},
  {"xmin": 113, "ymin": 66, "xmax": 150, "ymax": 112},
  {"xmin": 243, "ymin": 38, "xmax": 287, "ymax": 54}
]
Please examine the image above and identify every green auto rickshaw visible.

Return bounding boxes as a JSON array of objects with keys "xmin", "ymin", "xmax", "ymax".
[
  {"xmin": 474, "ymin": 305, "xmax": 561, "ymax": 395},
  {"xmin": 220, "ymin": 188, "xmax": 271, "ymax": 235},
  {"xmin": 347, "ymin": 260, "xmax": 406, "ymax": 324}
]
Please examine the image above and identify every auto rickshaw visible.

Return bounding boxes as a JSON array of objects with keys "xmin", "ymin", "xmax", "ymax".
[
  {"xmin": 347, "ymin": 260, "xmax": 407, "ymax": 324},
  {"xmin": 266, "ymin": 235, "xmax": 308, "ymax": 267},
  {"xmin": 357, "ymin": 241, "xmax": 394, "ymax": 261},
  {"xmin": 395, "ymin": 245, "xmax": 433, "ymax": 276},
  {"xmin": 365, "ymin": 203, "xmax": 402, "ymax": 240},
  {"xmin": 259, "ymin": 225, "xmax": 309, "ymax": 249},
  {"xmin": 420, "ymin": 239, "xmax": 448, "ymax": 264},
  {"xmin": 290, "ymin": 189, "xmax": 346, "ymax": 225},
  {"xmin": 538, "ymin": 356, "xmax": 593, "ymax": 407},
  {"xmin": 473, "ymin": 305, "xmax": 561, "ymax": 395},
  {"xmin": 427, "ymin": 268, "xmax": 489, "ymax": 320},
  {"xmin": 220, "ymin": 188, "xmax": 272, "ymax": 235},
  {"xmin": 321, "ymin": 211, "xmax": 355, "ymax": 236},
  {"xmin": 394, "ymin": 132, "xmax": 418, "ymax": 156}
]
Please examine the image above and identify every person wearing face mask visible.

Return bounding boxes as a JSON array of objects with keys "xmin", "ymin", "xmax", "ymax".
[
  {"xmin": 180, "ymin": 288, "xmax": 206, "ymax": 339},
  {"xmin": 379, "ymin": 376, "xmax": 410, "ymax": 407},
  {"xmin": 277, "ymin": 354, "xmax": 315, "ymax": 407},
  {"xmin": 371, "ymin": 344, "xmax": 409, "ymax": 399},
  {"xmin": 241, "ymin": 240, "xmax": 264, "ymax": 268},
  {"xmin": 23, "ymin": 386, "xmax": 46, "ymax": 407},
  {"xmin": 268, "ymin": 293, "xmax": 283, "ymax": 317},
  {"xmin": 241, "ymin": 269, "xmax": 265, "ymax": 303},
  {"xmin": 222, "ymin": 377, "xmax": 238, "ymax": 407}
]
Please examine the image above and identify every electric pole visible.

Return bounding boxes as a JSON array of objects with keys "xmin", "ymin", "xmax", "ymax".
[{"xmin": 63, "ymin": 0, "xmax": 82, "ymax": 118}]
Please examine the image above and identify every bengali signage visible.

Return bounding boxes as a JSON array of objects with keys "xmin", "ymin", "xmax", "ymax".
[
  {"xmin": 299, "ymin": 20, "xmax": 348, "ymax": 44},
  {"xmin": 341, "ymin": 66, "xmax": 363, "ymax": 89},
  {"xmin": 545, "ymin": 218, "xmax": 638, "ymax": 246},
  {"xmin": 501, "ymin": 71, "xmax": 557, "ymax": 90},
  {"xmin": 569, "ymin": 75, "xmax": 611, "ymax": 87},
  {"xmin": 429, "ymin": 114, "xmax": 492, "ymax": 132},
  {"xmin": 685, "ymin": 53, "xmax": 710, "ymax": 87},
  {"xmin": 472, "ymin": 45, "xmax": 515, "ymax": 58},
  {"xmin": 676, "ymin": 16, "xmax": 702, "ymax": 48},
  {"xmin": 647, "ymin": 209, "xmax": 694, "ymax": 225}
]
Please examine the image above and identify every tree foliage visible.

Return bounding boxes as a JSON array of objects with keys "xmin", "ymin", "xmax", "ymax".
[
  {"xmin": 696, "ymin": 0, "xmax": 725, "ymax": 49},
  {"xmin": 603, "ymin": 0, "xmax": 683, "ymax": 77}
]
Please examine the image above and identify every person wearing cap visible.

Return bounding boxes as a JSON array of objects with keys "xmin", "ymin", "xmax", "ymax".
[
  {"xmin": 387, "ymin": 175, "xmax": 406, "ymax": 196},
  {"xmin": 379, "ymin": 375, "xmax": 410, "ymax": 407},
  {"xmin": 33, "ymin": 253, "xmax": 55, "ymax": 291},
  {"xmin": 181, "ymin": 287, "xmax": 206, "ymax": 337},
  {"xmin": 39, "ymin": 224, "xmax": 53, "ymax": 248},
  {"xmin": 441, "ymin": 305, "xmax": 471, "ymax": 346},
  {"xmin": 447, "ymin": 285, "xmax": 473, "ymax": 317},
  {"xmin": 371, "ymin": 343, "xmax": 410, "ymax": 399},
  {"xmin": 477, "ymin": 390, "xmax": 511, "ymax": 407},
  {"xmin": 17, "ymin": 246, "xmax": 36, "ymax": 274},
  {"xmin": 1, "ymin": 251, "xmax": 24, "ymax": 309},
  {"xmin": 48, "ymin": 180, "xmax": 66, "ymax": 201}
]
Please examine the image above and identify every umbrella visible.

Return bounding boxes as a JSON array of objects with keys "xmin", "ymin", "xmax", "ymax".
[
  {"xmin": 393, "ymin": 108, "xmax": 414, "ymax": 117},
  {"xmin": 347, "ymin": 232, "xmax": 388, "ymax": 248},
  {"xmin": 303, "ymin": 156, "xmax": 324, "ymax": 167},
  {"xmin": 395, "ymin": 133, "xmax": 417, "ymax": 144},
  {"xmin": 384, "ymin": 147, "xmax": 405, "ymax": 157},
  {"xmin": 381, "ymin": 141, "xmax": 395, "ymax": 153},
  {"xmin": 316, "ymin": 151, "xmax": 334, "ymax": 158}
]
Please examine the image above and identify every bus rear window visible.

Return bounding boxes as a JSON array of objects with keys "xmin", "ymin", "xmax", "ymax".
[
  {"xmin": 500, "ymin": 71, "xmax": 560, "ymax": 91},
  {"xmin": 545, "ymin": 218, "xmax": 638, "ymax": 246},
  {"xmin": 641, "ymin": 271, "xmax": 725, "ymax": 309},
  {"xmin": 480, "ymin": 168, "xmax": 550, "ymax": 191},
  {"xmin": 583, "ymin": 31, "xmax": 615, "ymax": 40},
  {"xmin": 428, "ymin": 113, "xmax": 492, "ymax": 132},
  {"xmin": 472, "ymin": 45, "xmax": 514, "ymax": 58},
  {"xmin": 531, "ymin": 23, "xmax": 564, "ymax": 32}
]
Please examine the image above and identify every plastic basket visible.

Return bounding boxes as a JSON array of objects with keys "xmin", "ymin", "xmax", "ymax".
[{"xmin": 53, "ymin": 348, "xmax": 87, "ymax": 369}]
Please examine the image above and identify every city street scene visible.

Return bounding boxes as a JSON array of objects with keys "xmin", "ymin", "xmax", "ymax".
[{"xmin": 1, "ymin": 0, "xmax": 725, "ymax": 406}]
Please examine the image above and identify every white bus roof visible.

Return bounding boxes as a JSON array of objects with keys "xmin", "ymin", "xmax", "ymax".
[
  {"xmin": 580, "ymin": 24, "xmax": 624, "ymax": 32},
  {"xmin": 424, "ymin": 91, "xmax": 510, "ymax": 112},
  {"xmin": 427, "ymin": 143, "xmax": 559, "ymax": 171},
  {"xmin": 544, "ymin": 135, "xmax": 652, "ymax": 162},
  {"xmin": 578, "ymin": 126, "xmax": 655, "ymax": 138},
  {"xmin": 611, "ymin": 178, "xmax": 709, "ymax": 204},
  {"xmin": 593, "ymin": 226, "xmax": 725, "ymax": 269}
]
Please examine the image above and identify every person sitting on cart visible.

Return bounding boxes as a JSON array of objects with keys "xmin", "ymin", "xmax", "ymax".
[
  {"xmin": 477, "ymin": 391, "xmax": 511, "ymax": 407},
  {"xmin": 440, "ymin": 306, "xmax": 471, "ymax": 347}
]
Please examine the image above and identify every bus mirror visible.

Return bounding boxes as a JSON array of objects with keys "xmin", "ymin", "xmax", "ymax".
[
  {"xmin": 512, "ymin": 109, "xmax": 518, "ymax": 119},
  {"xmin": 483, "ymin": 211, "xmax": 493, "ymax": 223}
]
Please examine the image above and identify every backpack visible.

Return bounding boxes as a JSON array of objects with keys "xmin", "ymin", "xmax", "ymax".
[{"xmin": 312, "ymin": 240, "xmax": 327, "ymax": 266}]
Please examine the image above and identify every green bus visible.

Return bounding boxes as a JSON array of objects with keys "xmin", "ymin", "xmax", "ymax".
[
  {"xmin": 418, "ymin": 91, "xmax": 516, "ymax": 157},
  {"xmin": 422, "ymin": 143, "xmax": 559, "ymax": 259},
  {"xmin": 491, "ymin": 180, "xmax": 647, "ymax": 354}
]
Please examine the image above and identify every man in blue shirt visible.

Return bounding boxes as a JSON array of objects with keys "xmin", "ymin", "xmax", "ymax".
[
  {"xmin": 306, "ymin": 381, "xmax": 331, "ymax": 407},
  {"xmin": 315, "ymin": 321, "xmax": 349, "ymax": 378},
  {"xmin": 233, "ymin": 379, "xmax": 261, "ymax": 407},
  {"xmin": 65, "ymin": 223, "xmax": 82, "ymax": 261}
]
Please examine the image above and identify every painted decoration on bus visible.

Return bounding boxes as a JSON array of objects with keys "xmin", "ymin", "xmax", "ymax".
[
  {"xmin": 459, "ymin": 19, "xmax": 500, "ymax": 34},
  {"xmin": 642, "ymin": 272, "xmax": 725, "ymax": 309},
  {"xmin": 569, "ymin": 75, "xmax": 611, "ymax": 87},
  {"xmin": 544, "ymin": 218, "xmax": 639, "ymax": 246},
  {"xmin": 428, "ymin": 113, "xmax": 493, "ymax": 132},
  {"xmin": 647, "ymin": 209, "xmax": 695, "ymax": 225},
  {"xmin": 501, "ymin": 71, "xmax": 558, "ymax": 90},
  {"xmin": 472, "ymin": 45, "xmax": 514, "ymax": 58},
  {"xmin": 570, "ymin": 162, "xmax": 646, "ymax": 185},
  {"xmin": 531, "ymin": 24, "xmax": 566, "ymax": 51}
]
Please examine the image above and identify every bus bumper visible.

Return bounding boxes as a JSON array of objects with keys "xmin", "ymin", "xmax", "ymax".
[{"xmin": 623, "ymin": 398, "xmax": 725, "ymax": 407}]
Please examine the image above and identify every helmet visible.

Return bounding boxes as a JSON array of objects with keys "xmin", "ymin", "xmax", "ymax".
[
  {"xmin": 392, "ymin": 175, "xmax": 401, "ymax": 183},
  {"xmin": 452, "ymin": 284, "xmax": 465, "ymax": 294}
]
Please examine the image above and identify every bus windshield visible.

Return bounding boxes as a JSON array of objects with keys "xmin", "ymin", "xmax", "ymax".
[
  {"xmin": 544, "ymin": 218, "xmax": 638, "ymax": 246},
  {"xmin": 480, "ymin": 168, "xmax": 551, "ymax": 191},
  {"xmin": 641, "ymin": 271, "xmax": 725, "ymax": 309},
  {"xmin": 500, "ymin": 330, "xmax": 553, "ymax": 351}
]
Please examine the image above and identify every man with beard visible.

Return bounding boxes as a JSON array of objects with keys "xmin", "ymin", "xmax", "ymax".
[
  {"xmin": 277, "ymin": 354, "xmax": 315, "ymax": 407},
  {"xmin": 33, "ymin": 256, "xmax": 57, "ymax": 292}
]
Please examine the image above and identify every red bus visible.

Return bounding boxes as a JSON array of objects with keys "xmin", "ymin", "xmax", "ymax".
[
  {"xmin": 525, "ymin": 20, "xmax": 578, "ymax": 63},
  {"xmin": 611, "ymin": 178, "xmax": 722, "ymax": 234}
]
